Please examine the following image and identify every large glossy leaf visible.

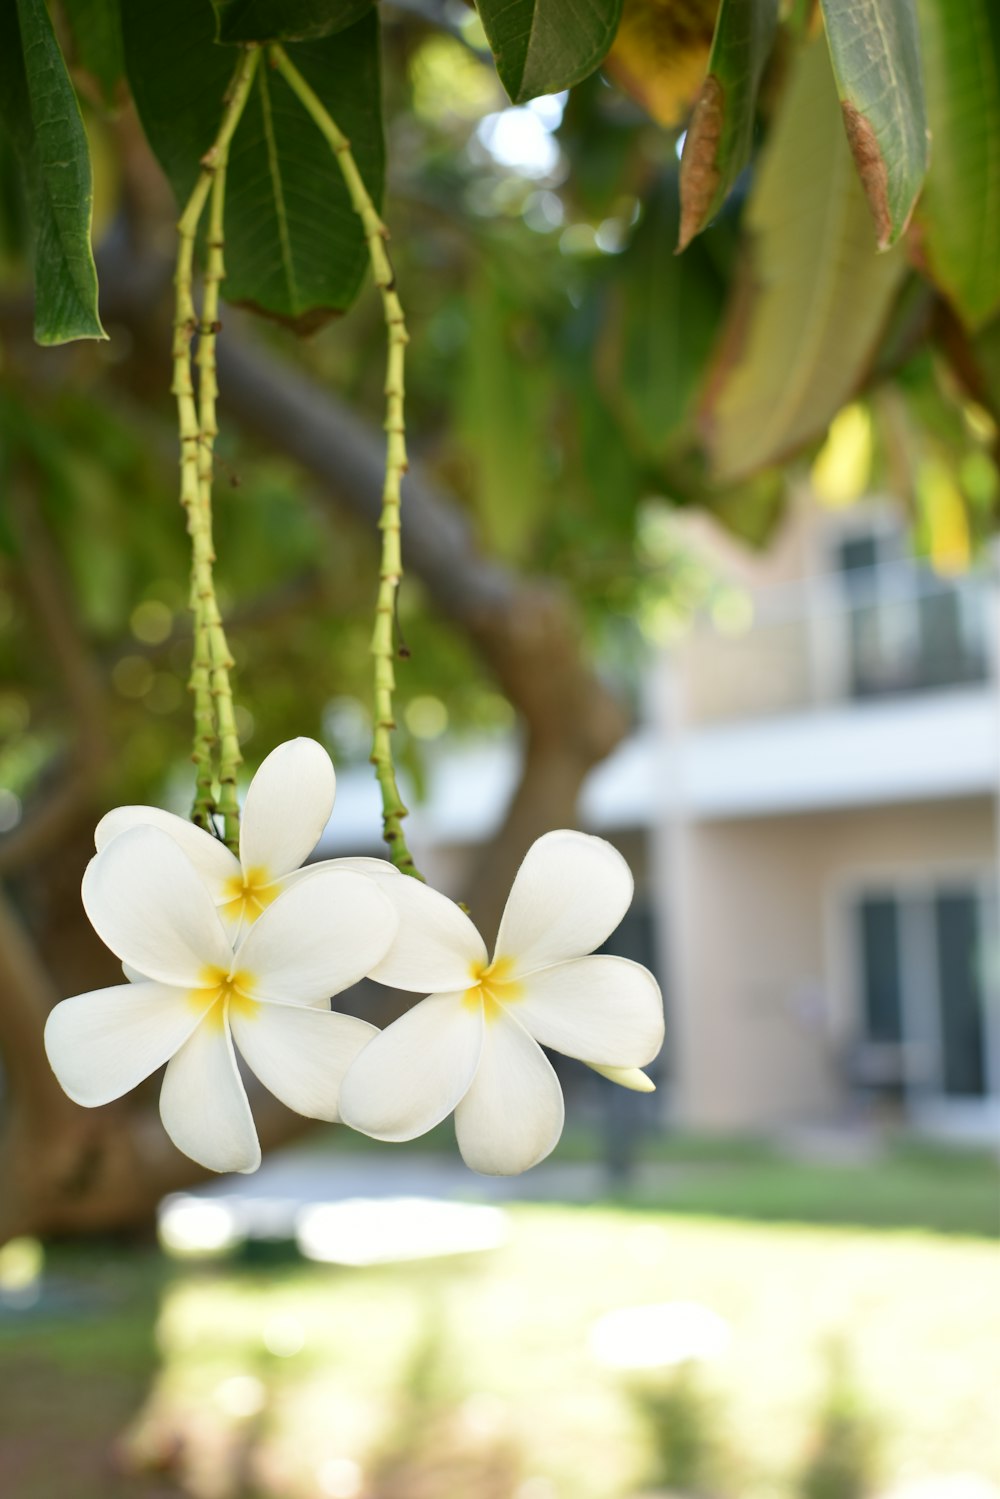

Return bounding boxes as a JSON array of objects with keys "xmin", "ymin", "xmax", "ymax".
[
  {"xmin": 604, "ymin": 0, "xmax": 718, "ymax": 127},
  {"xmin": 598, "ymin": 177, "xmax": 723, "ymax": 456},
  {"xmin": 476, "ymin": 0, "xmax": 623, "ymax": 105},
  {"xmin": 121, "ymin": 0, "xmax": 383, "ymax": 330},
  {"xmin": 0, "ymin": 0, "xmax": 105, "ymax": 344},
  {"xmin": 819, "ymin": 0, "xmax": 928, "ymax": 249},
  {"xmin": 913, "ymin": 0, "xmax": 1000, "ymax": 330},
  {"xmin": 678, "ymin": 0, "xmax": 778, "ymax": 251},
  {"xmin": 213, "ymin": 0, "xmax": 373, "ymax": 43},
  {"xmin": 702, "ymin": 39, "xmax": 908, "ymax": 482}
]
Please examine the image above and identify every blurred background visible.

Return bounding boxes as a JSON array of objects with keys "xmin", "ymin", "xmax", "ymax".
[{"xmin": 1, "ymin": 2, "xmax": 999, "ymax": 1497}]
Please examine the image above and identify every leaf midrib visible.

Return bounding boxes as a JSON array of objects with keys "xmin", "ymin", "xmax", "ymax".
[{"xmin": 257, "ymin": 61, "xmax": 300, "ymax": 311}]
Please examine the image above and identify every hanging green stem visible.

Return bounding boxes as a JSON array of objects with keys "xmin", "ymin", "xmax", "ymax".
[
  {"xmin": 197, "ymin": 157, "xmax": 243, "ymax": 849},
  {"xmin": 270, "ymin": 45, "xmax": 423, "ymax": 879},
  {"xmin": 172, "ymin": 46, "xmax": 258, "ymax": 847}
]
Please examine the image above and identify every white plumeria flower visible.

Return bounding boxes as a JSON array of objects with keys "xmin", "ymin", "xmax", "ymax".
[
  {"xmin": 44, "ymin": 825, "xmax": 398, "ymax": 1174},
  {"xmin": 95, "ymin": 737, "xmax": 385, "ymax": 942},
  {"xmin": 339, "ymin": 831, "xmax": 664, "ymax": 1176}
]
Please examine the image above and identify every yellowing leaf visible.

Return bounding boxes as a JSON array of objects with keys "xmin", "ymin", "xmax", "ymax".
[
  {"xmin": 811, "ymin": 403, "xmax": 873, "ymax": 506},
  {"xmin": 605, "ymin": 0, "xmax": 719, "ymax": 126},
  {"xmin": 702, "ymin": 39, "xmax": 907, "ymax": 482},
  {"xmin": 917, "ymin": 457, "xmax": 971, "ymax": 575}
]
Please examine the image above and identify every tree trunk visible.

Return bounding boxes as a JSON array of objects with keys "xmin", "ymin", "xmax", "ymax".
[{"xmin": 0, "ymin": 241, "xmax": 628, "ymax": 1241}]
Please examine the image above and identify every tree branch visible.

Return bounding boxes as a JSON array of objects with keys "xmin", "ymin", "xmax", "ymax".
[
  {"xmin": 0, "ymin": 886, "xmax": 72, "ymax": 1128},
  {"xmin": 0, "ymin": 766, "xmax": 97, "ymax": 879},
  {"xmin": 0, "ymin": 481, "xmax": 111, "ymax": 878},
  {"xmin": 211, "ymin": 331, "xmax": 629, "ymax": 935},
  {"xmin": 88, "ymin": 234, "xmax": 628, "ymax": 932},
  {"xmin": 8, "ymin": 480, "xmax": 108, "ymax": 760},
  {"xmin": 0, "ymin": 231, "xmax": 629, "ymax": 1240}
]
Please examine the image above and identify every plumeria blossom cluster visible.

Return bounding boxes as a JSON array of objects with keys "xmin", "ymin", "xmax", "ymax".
[{"xmin": 45, "ymin": 739, "xmax": 664, "ymax": 1176}]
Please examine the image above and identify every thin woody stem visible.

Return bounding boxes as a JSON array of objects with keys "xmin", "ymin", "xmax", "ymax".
[
  {"xmin": 270, "ymin": 44, "xmax": 423, "ymax": 879},
  {"xmin": 173, "ymin": 46, "xmax": 258, "ymax": 845}
]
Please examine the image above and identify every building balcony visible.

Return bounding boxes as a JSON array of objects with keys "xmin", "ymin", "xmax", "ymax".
[{"xmin": 665, "ymin": 561, "xmax": 1000, "ymax": 819}]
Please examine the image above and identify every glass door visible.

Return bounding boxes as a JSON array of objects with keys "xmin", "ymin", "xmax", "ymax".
[
  {"xmin": 934, "ymin": 890, "xmax": 988, "ymax": 1099},
  {"xmin": 850, "ymin": 878, "xmax": 1000, "ymax": 1132}
]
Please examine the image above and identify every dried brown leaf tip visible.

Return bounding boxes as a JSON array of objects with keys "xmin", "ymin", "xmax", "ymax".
[
  {"xmin": 841, "ymin": 101, "xmax": 892, "ymax": 250},
  {"xmin": 678, "ymin": 73, "xmax": 725, "ymax": 252}
]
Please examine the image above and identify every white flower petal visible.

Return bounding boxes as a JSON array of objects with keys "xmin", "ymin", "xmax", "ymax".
[
  {"xmin": 159, "ymin": 1015, "xmax": 260, "ymax": 1174},
  {"xmin": 455, "ymin": 1007, "xmax": 564, "ymax": 1175},
  {"xmin": 82, "ymin": 828, "xmax": 233, "ymax": 985},
  {"xmin": 95, "ymin": 804, "xmax": 240, "ymax": 900},
  {"xmin": 44, "ymin": 982, "xmax": 212, "ymax": 1107},
  {"xmin": 586, "ymin": 1062, "xmax": 656, "ymax": 1092},
  {"xmin": 339, "ymin": 991, "xmax": 484, "ymax": 1141},
  {"xmin": 230, "ymin": 1000, "xmax": 378, "ymax": 1122},
  {"xmin": 514, "ymin": 956, "xmax": 664, "ymax": 1067},
  {"xmin": 317, "ymin": 856, "xmax": 400, "ymax": 879},
  {"xmin": 239, "ymin": 737, "xmax": 336, "ymax": 881},
  {"xmin": 263, "ymin": 856, "xmax": 399, "ymax": 901},
  {"xmin": 364, "ymin": 876, "xmax": 487, "ymax": 993},
  {"xmin": 494, "ymin": 830, "xmax": 634, "ymax": 975},
  {"xmin": 236, "ymin": 868, "xmax": 397, "ymax": 1004}
]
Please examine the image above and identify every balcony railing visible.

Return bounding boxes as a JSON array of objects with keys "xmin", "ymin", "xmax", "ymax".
[{"xmin": 676, "ymin": 562, "xmax": 998, "ymax": 727}]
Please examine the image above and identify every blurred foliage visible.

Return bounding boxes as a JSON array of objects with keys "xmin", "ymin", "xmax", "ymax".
[
  {"xmin": 796, "ymin": 1346, "xmax": 883, "ymax": 1499},
  {"xmin": 630, "ymin": 1362, "xmax": 728, "ymax": 1494},
  {"xmin": 0, "ymin": 0, "xmax": 999, "ymax": 824},
  {"xmin": 2, "ymin": 1204, "xmax": 998, "ymax": 1498}
]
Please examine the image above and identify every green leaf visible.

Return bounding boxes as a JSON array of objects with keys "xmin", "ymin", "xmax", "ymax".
[
  {"xmin": 121, "ymin": 0, "xmax": 384, "ymax": 330},
  {"xmin": 476, "ymin": 0, "xmax": 623, "ymax": 104},
  {"xmin": 456, "ymin": 266, "xmax": 549, "ymax": 560},
  {"xmin": 213, "ymin": 0, "xmax": 373, "ymax": 44},
  {"xmin": 0, "ymin": 0, "xmax": 105, "ymax": 344},
  {"xmin": 598, "ymin": 176, "xmax": 723, "ymax": 457},
  {"xmin": 970, "ymin": 317, "xmax": 1000, "ymax": 425},
  {"xmin": 704, "ymin": 469, "xmax": 786, "ymax": 547},
  {"xmin": 678, "ymin": 0, "xmax": 778, "ymax": 251},
  {"xmin": 913, "ymin": 0, "xmax": 1000, "ymax": 330},
  {"xmin": 819, "ymin": 0, "xmax": 928, "ymax": 249},
  {"xmin": 703, "ymin": 39, "xmax": 908, "ymax": 482},
  {"xmin": 61, "ymin": 0, "xmax": 124, "ymax": 106}
]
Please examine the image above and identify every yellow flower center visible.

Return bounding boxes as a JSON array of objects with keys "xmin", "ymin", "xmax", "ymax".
[
  {"xmin": 463, "ymin": 955, "xmax": 522, "ymax": 1021},
  {"xmin": 220, "ymin": 865, "xmax": 279, "ymax": 928},
  {"xmin": 193, "ymin": 965, "xmax": 259, "ymax": 1027}
]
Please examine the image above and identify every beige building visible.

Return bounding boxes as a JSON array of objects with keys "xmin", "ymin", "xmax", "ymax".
[
  {"xmin": 654, "ymin": 496, "xmax": 1000, "ymax": 1138},
  {"xmin": 322, "ymin": 495, "xmax": 1000, "ymax": 1139}
]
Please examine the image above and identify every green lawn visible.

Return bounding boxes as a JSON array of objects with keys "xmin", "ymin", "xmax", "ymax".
[
  {"xmin": 2, "ymin": 1201, "xmax": 999, "ymax": 1499},
  {"xmin": 620, "ymin": 1139, "xmax": 1000, "ymax": 1237},
  {"xmin": 333, "ymin": 1124, "xmax": 1000, "ymax": 1237}
]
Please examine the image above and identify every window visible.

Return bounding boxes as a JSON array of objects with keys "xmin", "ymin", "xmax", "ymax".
[
  {"xmin": 858, "ymin": 896, "xmax": 903, "ymax": 1045},
  {"xmin": 934, "ymin": 892, "xmax": 987, "ymax": 1097},
  {"xmin": 851, "ymin": 880, "xmax": 994, "ymax": 1104},
  {"xmin": 833, "ymin": 525, "xmax": 988, "ymax": 699}
]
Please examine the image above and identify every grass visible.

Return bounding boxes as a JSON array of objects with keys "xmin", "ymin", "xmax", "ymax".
[
  {"xmin": 622, "ymin": 1147, "xmax": 1000, "ymax": 1236},
  {"xmin": 1, "ymin": 1202, "xmax": 999, "ymax": 1499},
  {"xmin": 324, "ymin": 1122, "xmax": 1000, "ymax": 1238}
]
